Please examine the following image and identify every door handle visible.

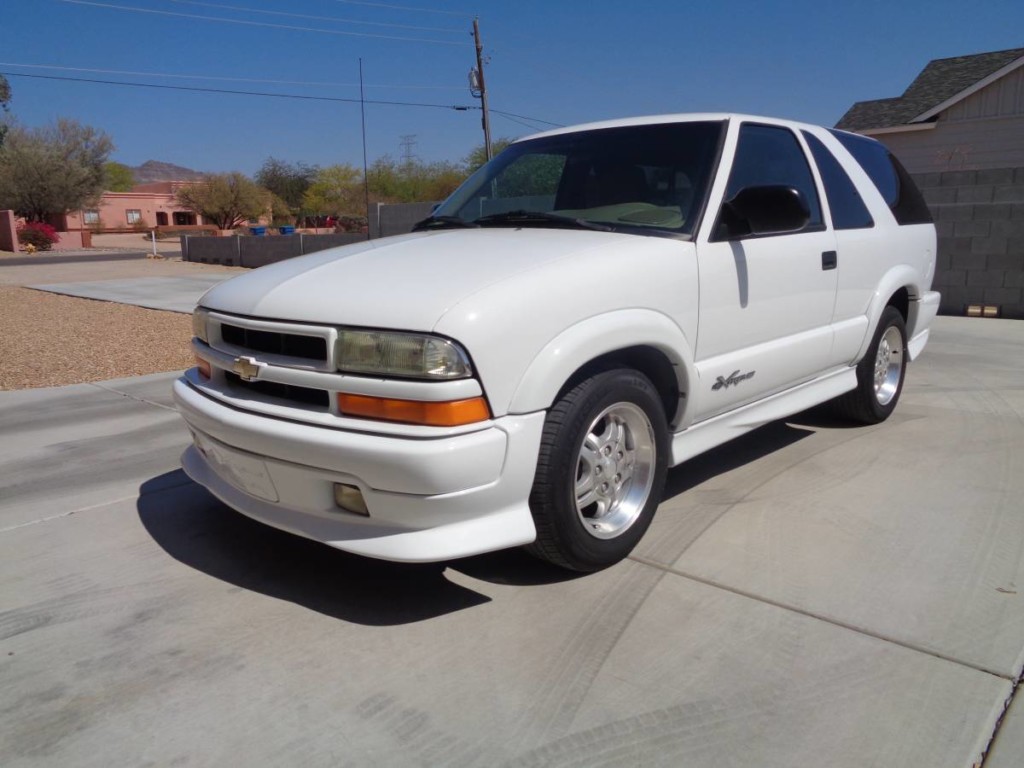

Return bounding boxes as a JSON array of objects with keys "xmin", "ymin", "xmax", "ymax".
[{"xmin": 822, "ymin": 251, "xmax": 837, "ymax": 271}]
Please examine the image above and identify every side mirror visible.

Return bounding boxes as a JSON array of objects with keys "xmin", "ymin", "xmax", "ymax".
[{"xmin": 717, "ymin": 185, "xmax": 810, "ymax": 239}]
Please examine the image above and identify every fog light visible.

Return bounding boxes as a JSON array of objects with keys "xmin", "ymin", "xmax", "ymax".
[{"xmin": 333, "ymin": 483, "xmax": 369, "ymax": 516}]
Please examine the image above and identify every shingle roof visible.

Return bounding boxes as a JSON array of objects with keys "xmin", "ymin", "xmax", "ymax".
[{"xmin": 835, "ymin": 47, "xmax": 1024, "ymax": 131}]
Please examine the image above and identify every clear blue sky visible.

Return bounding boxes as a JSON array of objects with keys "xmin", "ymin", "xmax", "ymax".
[{"xmin": 1, "ymin": 0, "xmax": 1022, "ymax": 175}]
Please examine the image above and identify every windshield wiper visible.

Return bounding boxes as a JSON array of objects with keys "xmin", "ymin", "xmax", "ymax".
[
  {"xmin": 412, "ymin": 215, "xmax": 480, "ymax": 232},
  {"xmin": 474, "ymin": 210, "xmax": 613, "ymax": 232}
]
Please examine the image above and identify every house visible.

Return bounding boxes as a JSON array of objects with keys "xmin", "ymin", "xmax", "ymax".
[
  {"xmin": 63, "ymin": 181, "xmax": 208, "ymax": 237},
  {"xmin": 836, "ymin": 47, "xmax": 1024, "ymax": 319}
]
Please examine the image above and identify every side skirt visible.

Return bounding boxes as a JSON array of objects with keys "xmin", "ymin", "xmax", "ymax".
[{"xmin": 670, "ymin": 367, "xmax": 857, "ymax": 466}]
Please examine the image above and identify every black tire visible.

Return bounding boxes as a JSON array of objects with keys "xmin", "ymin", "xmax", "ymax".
[
  {"xmin": 526, "ymin": 369, "xmax": 669, "ymax": 572},
  {"xmin": 832, "ymin": 306, "xmax": 908, "ymax": 424}
]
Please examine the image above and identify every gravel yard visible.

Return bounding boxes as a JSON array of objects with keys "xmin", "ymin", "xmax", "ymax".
[
  {"xmin": 0, "ymin": 255, "xmax": 241, "ymax": 390},
  {"xmin": 0, "ymin": 285, "xmax": 194, "ymax": 389}
]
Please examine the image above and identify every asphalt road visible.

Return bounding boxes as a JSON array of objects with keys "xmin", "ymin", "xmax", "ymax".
[{"xmin": 2, "ymin": 316, "xmax": 1023, "ymax": 767}]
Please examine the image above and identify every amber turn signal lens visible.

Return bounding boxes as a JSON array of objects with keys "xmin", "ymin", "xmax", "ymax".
[
  {"xmin": 337, "ymin": 393, "xmax": 490, "ymax": 426},
  {"xmin": 195, "ymin": 356, "xmax": 212, "ymax": 379}
]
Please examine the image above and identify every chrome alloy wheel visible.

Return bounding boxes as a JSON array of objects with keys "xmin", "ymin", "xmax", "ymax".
[
  {"xmin": 873, "ymin": 325, "xmax": 904, "ymax": 406},
  {"xmin": 574, "ymin": 402, "xmax": 656, "ymax": 539}
]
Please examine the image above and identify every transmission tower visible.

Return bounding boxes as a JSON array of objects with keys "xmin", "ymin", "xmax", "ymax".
[{"xmin": 399, "ymin": 134, "xmax": 418, "ymax": 166}]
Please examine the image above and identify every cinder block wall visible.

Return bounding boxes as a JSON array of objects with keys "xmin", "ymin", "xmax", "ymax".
[
  {"xmin": 371, "ymin": 202, "xmax": 438, "ymax": 239},
  {"xmin": 914, "ymin": 168, "xmax": 1024, "ymax": 319}
]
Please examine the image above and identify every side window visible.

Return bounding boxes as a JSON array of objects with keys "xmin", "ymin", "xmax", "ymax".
[
  {"xmin": 828, "ymin": 130, "xmax": 932, "ymax": 225},
  {"xmin": 802, "ymin": 132, "xmax": 874, "ymax": 230},
  {"xmin": 724, "ymin": 124, "xmax": 823, "ymax": 229}
]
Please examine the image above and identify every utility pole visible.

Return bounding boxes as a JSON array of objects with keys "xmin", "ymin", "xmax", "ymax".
[
  {"xmin": 471, "ymin": 17, "xmax": 493, "ymax": 161},
  {"xmin": 359, "ymin": 58, "xmax": 370, "ymax": 241}
]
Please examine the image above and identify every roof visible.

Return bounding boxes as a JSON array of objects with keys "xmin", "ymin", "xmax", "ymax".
[
  {"xmin": 835, "ymin": 47, "xmax": 1024, "ymax": 132},
  {"xmin": 522, "ymin": 112, "xmax": 822, "ymax": 142}
]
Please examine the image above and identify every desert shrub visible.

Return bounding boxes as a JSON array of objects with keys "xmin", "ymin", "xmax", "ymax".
[
  {"xmin": 17, "ymin": 222, "xmax": 60, "ymax": 251},
  {"xmin": 336, "ymin": 214, "xmax": 367, "ymax": 232}
]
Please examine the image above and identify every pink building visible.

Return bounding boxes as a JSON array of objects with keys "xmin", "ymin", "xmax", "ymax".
[{"xmin": 63, "ymin": 181, "xmax": 206, "ymax": 235}]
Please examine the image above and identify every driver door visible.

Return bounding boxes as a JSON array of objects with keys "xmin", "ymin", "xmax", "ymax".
[{"xmin": 692, "ymin": 122, "xmax": 838, "ymax": 421}]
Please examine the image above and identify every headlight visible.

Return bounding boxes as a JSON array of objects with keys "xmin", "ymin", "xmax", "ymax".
[
  {"xmin": 336, "ymin": 330, "xmax": 472, "ymax": 379},
  {"xmin": 192, "ymin": 307, "xmax": 210, "ymax": 343}
]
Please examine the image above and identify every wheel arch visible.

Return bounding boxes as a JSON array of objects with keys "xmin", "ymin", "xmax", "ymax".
[
  {"xmin": 855, "ymin": 267, "xmax": 920, "ymax": 363},
  {"xmin": 507, "ymin": 309, "xmax": 694, "ymax": 428}
]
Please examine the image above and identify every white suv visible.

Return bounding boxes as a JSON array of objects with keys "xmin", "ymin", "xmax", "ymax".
[{"xmin": 175, "ymin": 113, "xmax": 940, "ymax": 571}]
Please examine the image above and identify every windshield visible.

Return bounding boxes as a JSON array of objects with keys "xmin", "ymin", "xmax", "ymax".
[{"xmin": 431, "ymin": 121, "xmax": 724, "ymax": 236}]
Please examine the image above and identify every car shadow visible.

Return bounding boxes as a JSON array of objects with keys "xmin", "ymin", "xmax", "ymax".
[
  {"xmin": 137, "ymin": 472, "xmax": 497, "ymax": 626},
  {"xmin": 787, "ymin": 403, "xmax": 868, "ymax": 430},
  {"xmin": 138, "ymin": 471, "xmax": 580, "ymax": 626},
  {"xmin": 660, "ymin": 419, "xmax": 816, "ymax": 502},
  {"xmin": 139, "ymin": 419, "xmax": 831, "ymax": 623}
]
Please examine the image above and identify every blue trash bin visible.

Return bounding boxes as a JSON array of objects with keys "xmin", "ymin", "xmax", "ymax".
[
  {"xmin": 278, "ymin": 225, "xmax": 295, "ymax": 235},
  {"xmin": 250, "ymin": 226, "xmax": 266, "ymax": 236}
]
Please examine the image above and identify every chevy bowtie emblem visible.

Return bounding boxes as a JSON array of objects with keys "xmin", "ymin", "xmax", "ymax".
[{"xmin": 232, "ymin": 356, "xmax": 261, "ymax": 381}]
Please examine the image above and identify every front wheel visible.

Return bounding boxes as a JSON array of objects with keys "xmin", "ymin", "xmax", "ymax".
[
  {"xmin": 832, "ymin": 306, "xmax": 908, "ymax": 424},
  {"xmin": 526, "ymin": 369, "xmax": 669, "ymax": 572}
]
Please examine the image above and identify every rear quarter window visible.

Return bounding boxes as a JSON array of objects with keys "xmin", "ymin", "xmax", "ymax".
[
  {"xmin": 802, "ymin": 132, "xmax": 874, "ymax": 230},
  {"xmin": 828, "ymin": 130, "xmax": 932, "ymax": 225}
]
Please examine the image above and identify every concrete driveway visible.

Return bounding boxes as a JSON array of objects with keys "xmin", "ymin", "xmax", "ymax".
[
  {"xmin": 2, "ymin": 317, "xmax": 1023, "ymax": 767},
  {"xmin": 29, "ymin": 275, "xmax": 228, "ymax": 313}
]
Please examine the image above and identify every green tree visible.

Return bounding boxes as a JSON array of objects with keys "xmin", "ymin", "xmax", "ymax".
[
  {"xmin": 464, "ymin": 137, "xmax": 515, "ymax": 174},
  {"xmin": 0, "ymin": 75, "xmax": 11, "ymax": 149},
  {"xmin": 255, "ymin": 157, "xmax": 318, "ymax": 218},
  {"xmin": 0, "ymin": 119, "xmax": 114, "ymax": 222},
  {"xmin": 175, "ymin": 172, "xmax": 271, "ymax": 230},
  {"xmin": 268, "ymin": 192, "xmax": 293, "ymax": 225},
  {"xmin": 103, "ymin": 161, "xmax": 135, "ymax": 192},
  {"xmin": 366, "ymin": 156, "xmax": 467, "ymax": 204},
  {"xmin": 303, "ymin": 164, "xmax": 364, "ymax": 218}
]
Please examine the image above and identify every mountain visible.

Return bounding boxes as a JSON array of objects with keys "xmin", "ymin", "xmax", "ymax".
[{"xmin": 130, "ymin": 160, "xmax": 206, "ymax": 184}]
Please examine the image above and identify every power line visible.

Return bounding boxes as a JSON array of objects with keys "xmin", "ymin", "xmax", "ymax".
[
  {"xmin": 0, "ymin": 71, "xmax": 563, "ymax": 128},
  {"xmin": 164, "ymin": 0, "xmax": 464, "ymax": 34},
  {"xmin": 0, "ymin": 62, "xmax": 466, "ymax": 90},
  {"xmin": 326, "ymin": 0, "xmax": 472, "ymax": 17},
  {"xmin": 489, "ymin": 108, "xmax": 563, "ymax": 128},
  {"xmin": 0, "ymin": 72, "xmax": 561, "ymax": 129},
  {"xmin": 58, "ymin": 0, "xmax": 472, "ymax": 46},
  {"xmin": 0, "ymin": 71, "xmax": 475, "ymax": 110},
  {"xmin": 491, "ymin": 111, "xmax": 546, "ymax": 132}
]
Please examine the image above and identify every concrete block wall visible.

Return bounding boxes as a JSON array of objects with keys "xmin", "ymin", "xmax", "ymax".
[
  {"xmin": 914, "ymin": 167, "xmax": 1024, "ymax": 319},
  {"xmin": 181, "ymin": 232, "xmax": 366, "ymax": 267},
  {"xmin": 371, "ymin": 202, "xmax": 438, "ymax": 239}
]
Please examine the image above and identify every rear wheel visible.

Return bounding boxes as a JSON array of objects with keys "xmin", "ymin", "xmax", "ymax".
[
  {"xmin": 527, "ymin": 369, "xmax": 668, "ymax": 571},
  {"xmin": 833, "ymin": 306, "xmax": 907, "ymax": 424}
]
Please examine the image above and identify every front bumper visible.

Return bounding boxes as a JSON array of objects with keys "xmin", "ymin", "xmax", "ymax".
[{"xmin": 173, "ymin": 376, "xmax": 544, "ymax": 562}]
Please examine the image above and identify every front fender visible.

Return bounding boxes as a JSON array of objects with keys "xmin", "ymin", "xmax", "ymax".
[{"xmin": 507, "ymin": 309, "xmax": 696, "ymax": 421}]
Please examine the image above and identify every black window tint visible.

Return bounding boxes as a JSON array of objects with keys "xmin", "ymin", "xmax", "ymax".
[
  {"xmin": 802, "ymin": 131, "xmax": 874, "ymax": 230},
  {"xmin": 888, "ymin": 153, "xmax": 932, "ymax": 224},
  {"xmin": 828, "ymin": 129, "xmax": 932, "ymax": 225},
  {"xmin": 435, "ymin": 121, "xmax": 725, "ymax": 235},
  {"xmin": 725, "ymin": 124, "xmax": 822, "ymax": 228}
]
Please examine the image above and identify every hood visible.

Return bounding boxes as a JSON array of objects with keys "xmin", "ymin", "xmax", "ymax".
[{"xmin": 198, "ymin": 228, "xmax": 661, "ymax": 331}]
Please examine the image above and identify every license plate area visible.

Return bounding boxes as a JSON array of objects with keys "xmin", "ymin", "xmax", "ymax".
[{"xmin": 193, "ymin": 432, "xmax": 279, "ymax": 502}]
